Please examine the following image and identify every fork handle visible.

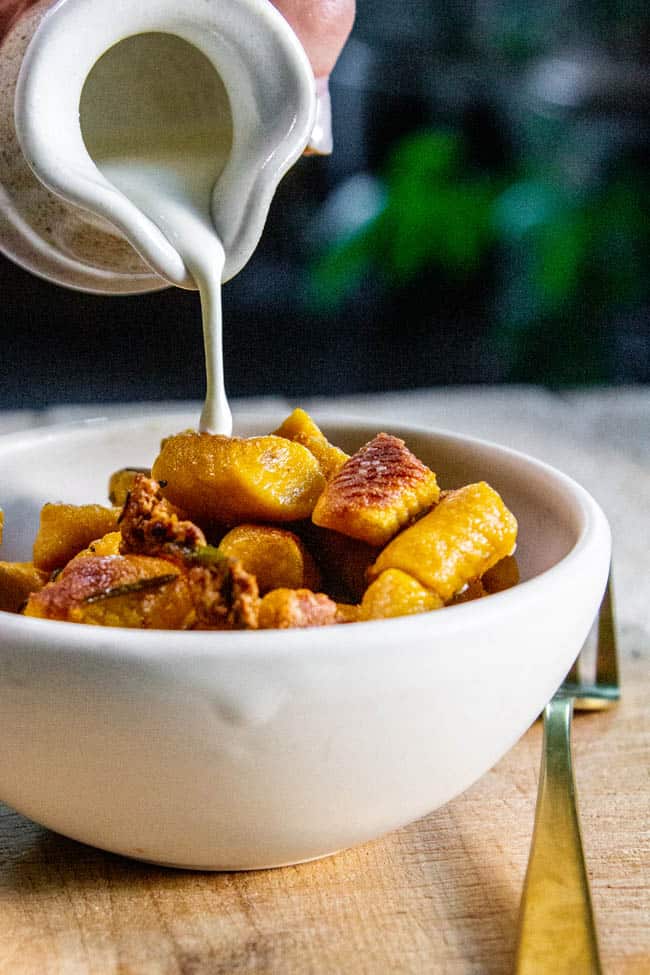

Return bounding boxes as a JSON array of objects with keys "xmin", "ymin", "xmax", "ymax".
[{"xmin": 514, "ymin": 695, "xmax": 603, "ymax": 974}]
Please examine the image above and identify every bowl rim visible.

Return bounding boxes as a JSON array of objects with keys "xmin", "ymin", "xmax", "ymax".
[{"xmin": 0, "ymin": 412, "xmax": 611, "ymax": 657}]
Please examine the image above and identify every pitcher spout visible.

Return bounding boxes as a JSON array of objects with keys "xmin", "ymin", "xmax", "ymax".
[{"xmin": 13, "ymin": 0, "xmax": 316, "ymax": 290}]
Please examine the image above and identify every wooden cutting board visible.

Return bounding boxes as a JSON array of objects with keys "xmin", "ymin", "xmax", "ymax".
[{"xmin": 1, "ymin": 649, "xmax": 647, "ymax": 975}]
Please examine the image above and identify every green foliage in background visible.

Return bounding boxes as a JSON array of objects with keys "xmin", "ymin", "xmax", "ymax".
[
  {"xmin": 308, "ymin": 127, "xmax": 649, "ymax": 385},
  {"xmin": 310, "ymin": 132, "xmax": 496, "ymax": 299}
]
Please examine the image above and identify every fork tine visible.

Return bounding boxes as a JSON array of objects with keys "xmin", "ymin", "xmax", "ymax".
[
  {"xmin": 596, "ymin": 572, "xmax": 620, "ymax": 693},
  {"xmin": 572, "ymin": 569, "xmax": 619, "ymax": 712}
]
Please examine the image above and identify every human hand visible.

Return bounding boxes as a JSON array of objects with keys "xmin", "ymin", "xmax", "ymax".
[
  {"xmin": 270, "ymin": 0, "xmax": 355, "ymax": 152},
  {"xmin": 270, "ymin": 0, "xmax": 354, "ymax": 79},
  {"xmin": 0, "ymin": 0, "xmax": 39, "ymax": 38}
]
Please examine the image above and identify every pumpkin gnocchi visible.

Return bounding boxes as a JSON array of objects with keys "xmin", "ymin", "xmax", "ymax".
[{"xmin": 0, "ymin": 410, "xmax": 519, "ymax": 629}]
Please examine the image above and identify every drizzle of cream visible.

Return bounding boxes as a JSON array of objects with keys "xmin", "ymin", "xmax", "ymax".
[{"xmin": 80, "ymin": 33, "xmax": 235, "ymax": 434}]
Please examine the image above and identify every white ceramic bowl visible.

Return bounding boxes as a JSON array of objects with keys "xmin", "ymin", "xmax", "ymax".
[{"xmin": 0, "ymin": 414, "xmax": 610, "ymax": 870}]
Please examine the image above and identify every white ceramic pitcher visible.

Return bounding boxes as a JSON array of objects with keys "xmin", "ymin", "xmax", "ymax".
[{"xmin": 0, "ymin": 0, "xmax": 317, "ymax": 293}]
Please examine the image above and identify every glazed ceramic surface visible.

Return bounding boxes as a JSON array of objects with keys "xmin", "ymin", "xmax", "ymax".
[
  {"xmin": 0, "ymin": 415, "xmax": 611, "ymax": 869},
  {"xmin": 2, "ymin": 0, "xmax": 315, "ymax": 291}
]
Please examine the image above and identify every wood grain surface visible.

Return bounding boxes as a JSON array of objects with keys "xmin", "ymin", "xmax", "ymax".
[
  {"xmin": 1, "ymin": 390, "xmax": 648, "ymax": 974},
  {"xmin": 0, "ymin": 652, "xmax": 647, "ymax": 974}
]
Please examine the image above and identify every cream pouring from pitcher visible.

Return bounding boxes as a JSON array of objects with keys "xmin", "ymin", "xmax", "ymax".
[{"xmin": 0, "ymin": 0, "xmax": 319, "ymax": 295}]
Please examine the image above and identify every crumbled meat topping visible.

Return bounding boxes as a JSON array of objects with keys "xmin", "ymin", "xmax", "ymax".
[
  {"xmin": 188, "ymin": 560, "xmax": 259, "ymax": 629},
  {"xmin": 119, "ymin": 475, "xmax": 206, "ymax": 557}
]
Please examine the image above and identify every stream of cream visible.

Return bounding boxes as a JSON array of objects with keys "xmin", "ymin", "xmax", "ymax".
[
  {"xmin": 79, "ymin": 33, "xmax": 235, "ymax": 435},
  {"xmin": 98, "ymin": 154, "xmax": 232, "ymax": 435}
]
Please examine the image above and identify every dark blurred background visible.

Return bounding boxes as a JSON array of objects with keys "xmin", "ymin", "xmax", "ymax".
[{"xmin": 1, "ymin": 0, "xmax": 649, "ymax": 408}]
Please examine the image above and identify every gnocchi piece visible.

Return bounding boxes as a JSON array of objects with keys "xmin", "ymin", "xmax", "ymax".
[
  {"xmin": 273, "ymin": 408, "xmax": 348, "ymax": 479},
  {"xmin": 334, "ymin": 602, "xmax": 360, "ymax": 624},
  {"xmin": 258, "ymin": 588, "xmax": 339, "ymax": 629},
  {"xmin": 71, "ymin": 531, "xmax": 122, "ymax": 561},
  {"xmin": 218, "ymin": 524, "xmax": 320, "ymax": 595},
  {"xmin": 0, "ymin": 561, "xmax": 49, "ymax": 613},
  {"xmin": 33, "ymin": 503, "xmax": 120, "ymax": 572},
  {"xmin": 368, "ymin": 482, "xmax": 517, "ymax": 602},
  {"xmin": 152, "ymin": 432, "xmax": 325, "ymax": 524},
  {"xmin": 312, "ymin": 433, "xmax": 439, "ymax": 546},
  {"xmin": 360, "ymin": 568, "xmax": 443, "ymax": 621},
  {"xmin": 24, "ymin": 555, "xmax": 194, "ymax": 629}
]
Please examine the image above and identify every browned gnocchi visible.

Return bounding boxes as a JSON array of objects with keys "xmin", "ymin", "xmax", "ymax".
[{"xmin": 0, "ymin": 410, "xmax": 518, "ymax": 629}]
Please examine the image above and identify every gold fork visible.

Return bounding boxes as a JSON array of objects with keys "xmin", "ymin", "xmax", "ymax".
[{"xmin": 514, "ymin": 572, "xmax": 620, "ymax": 974}]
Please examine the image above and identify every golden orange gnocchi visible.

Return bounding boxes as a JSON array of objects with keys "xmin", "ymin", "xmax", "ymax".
[{"xmin": 0, "ymin": 410, "xmax": 519, "ymax": 629}]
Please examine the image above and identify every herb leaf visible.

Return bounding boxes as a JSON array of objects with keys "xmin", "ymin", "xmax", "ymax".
[
  {"xmin": 83, "ymin": 574, "xmax": 178, "ymax": 603},
  {"xmin": 186, "ymin": 545, "xmax": 227, "ymax": 568}
]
